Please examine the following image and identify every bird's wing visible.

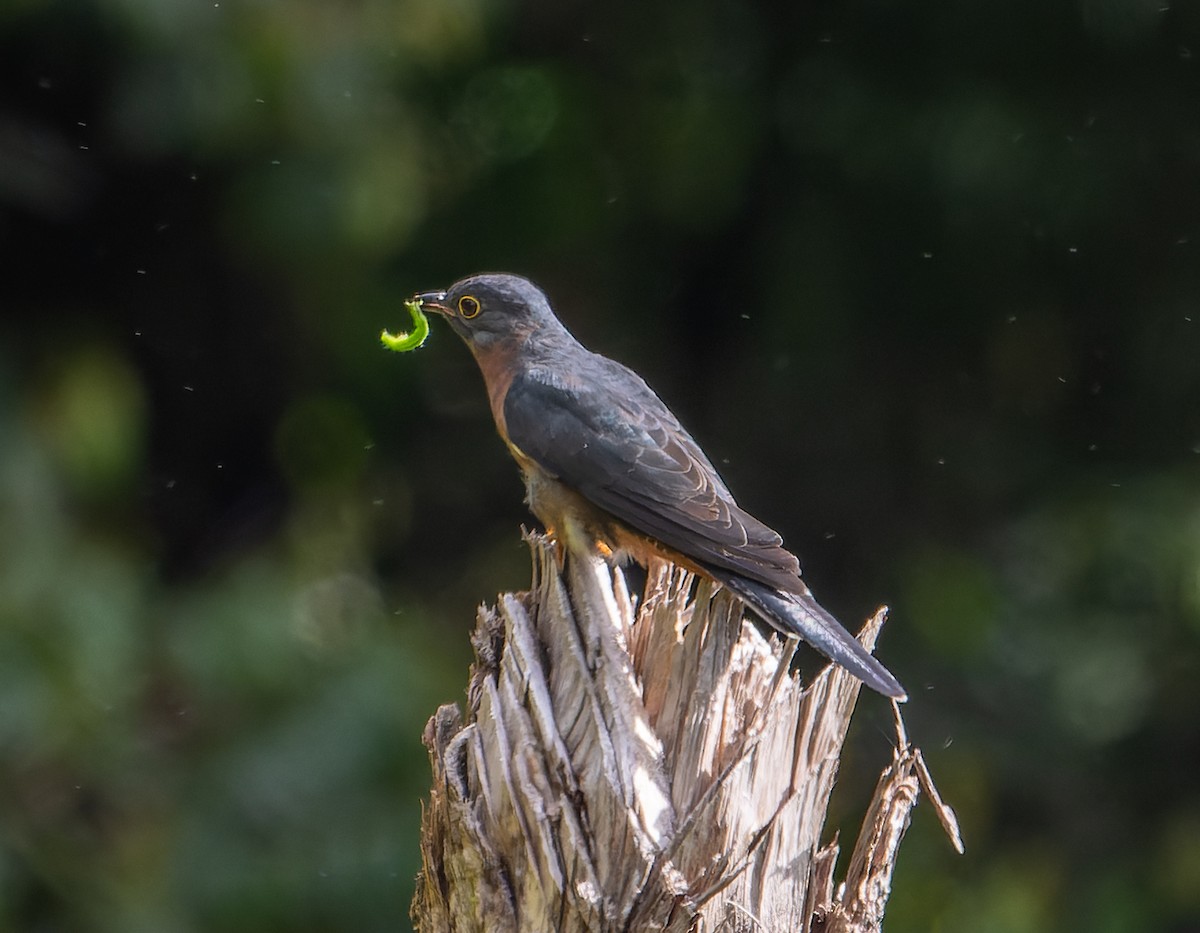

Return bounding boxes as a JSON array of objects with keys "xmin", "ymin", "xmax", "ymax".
[{"xmin": 503, "ymin": 362, "xmax": 808, "ymax": 595}]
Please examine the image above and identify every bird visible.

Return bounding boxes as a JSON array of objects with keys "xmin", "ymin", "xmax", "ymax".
[{"xmin": 413, "ymin": 272, "xmax": 905, "ymax": 700}]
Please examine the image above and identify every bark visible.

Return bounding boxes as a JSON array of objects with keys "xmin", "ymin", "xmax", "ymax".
[{"xmin": 412, "ymin": 534, "xmax": 960, "ymax": 933}]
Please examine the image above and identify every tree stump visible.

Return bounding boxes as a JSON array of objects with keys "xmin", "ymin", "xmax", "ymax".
[{"xmin": 412, "ymin": 534, "xmax": 960, "ymax": 932}]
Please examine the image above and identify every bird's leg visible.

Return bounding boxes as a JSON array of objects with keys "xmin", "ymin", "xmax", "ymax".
[
  {"xmin": 552, "ymin": 510, "xmax": 626, "ymax": 573},
  {"xmin": 524, "ymin": 470, "xmax": 620, "ymax": 571},
  {"xmin": 544, "ymin": 525, "xmax": 567, "ymax": 570}
]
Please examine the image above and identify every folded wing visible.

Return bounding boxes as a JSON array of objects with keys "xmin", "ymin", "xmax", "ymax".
[{"xmin": 503, "ymin": 361, "xmax": 808, "ymax": 595}]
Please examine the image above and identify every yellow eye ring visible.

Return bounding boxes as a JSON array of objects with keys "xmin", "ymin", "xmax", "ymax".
[{"xmin": 458, "ymin": 295, "xmax": 481, "ymax": 318}]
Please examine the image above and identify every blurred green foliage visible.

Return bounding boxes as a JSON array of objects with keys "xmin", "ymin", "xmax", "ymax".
[{"xmin": 2, "ymin": 0, "xmax": 1199, "ymax": 930}]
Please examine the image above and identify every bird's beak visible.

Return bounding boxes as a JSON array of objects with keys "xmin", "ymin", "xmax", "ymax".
[{"xmin": 414, "ymin": 290, "xmax": 450, "ymax": 315}]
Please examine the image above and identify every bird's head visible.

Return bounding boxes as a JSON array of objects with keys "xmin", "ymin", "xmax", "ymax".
[{"xmin": 415, "ymin": 273, "xmax": 563, "ymax": 354}]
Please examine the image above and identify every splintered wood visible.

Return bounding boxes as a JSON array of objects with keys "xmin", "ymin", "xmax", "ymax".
[{"xmin": 412, "ymin": 535, "xmax": 959, "ymax": 933}]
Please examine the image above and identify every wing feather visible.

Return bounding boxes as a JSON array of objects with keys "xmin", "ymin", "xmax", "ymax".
[{"xmin": 504, "ymin": 360, "xmax": 806, "ymax": 594}]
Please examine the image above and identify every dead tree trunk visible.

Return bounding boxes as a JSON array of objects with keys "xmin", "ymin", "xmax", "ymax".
[{"xmin": 412, "ymin": 534, "xmax": 960, "ymax": 933}]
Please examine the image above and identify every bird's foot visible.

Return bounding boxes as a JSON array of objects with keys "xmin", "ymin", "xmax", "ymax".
[{"xmin": 543, "ymin": 527, "xmax": 567, "ymax": 571}]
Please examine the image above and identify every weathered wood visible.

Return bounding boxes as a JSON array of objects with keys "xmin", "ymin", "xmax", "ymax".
[{"xmin": 413, "ymin": 534, "xmax": 958, "ymax": 932}]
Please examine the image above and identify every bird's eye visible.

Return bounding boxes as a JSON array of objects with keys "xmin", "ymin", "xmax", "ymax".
[{"xmin": 458, "ymin": 295, "xmax": 481, "ymax": 318}]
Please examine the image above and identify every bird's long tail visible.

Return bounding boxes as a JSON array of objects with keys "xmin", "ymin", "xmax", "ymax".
[{"xmin": 710, "ymin": 571, "xmax": 907, "ymax": 701}]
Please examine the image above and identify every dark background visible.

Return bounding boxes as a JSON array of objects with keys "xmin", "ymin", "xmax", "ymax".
[{"xmin": 3, "ymin": 1, "xmax": 1200, "ymax": 930}]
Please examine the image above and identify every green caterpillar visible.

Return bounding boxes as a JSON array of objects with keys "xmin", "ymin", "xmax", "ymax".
[{"xmin": 380, "ymin": 299, "xmax": 430, "ymax": 352}]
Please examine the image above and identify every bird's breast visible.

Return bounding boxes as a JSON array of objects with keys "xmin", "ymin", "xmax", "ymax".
[{"xmin": 471, "ymin": 344, "xmax": 523, "ymax": 444}]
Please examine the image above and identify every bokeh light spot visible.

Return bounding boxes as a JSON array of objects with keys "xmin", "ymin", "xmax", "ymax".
[
  {"xmin": 453, "ymin": 65, "xmax": 558, "ymax": 163},
  {"xmin": 34, "ymin": 348, "xmax": 146, "ymax": 499},
  {"xmin": 274, "ymin": 395, "xmax": 370, "ymax": 491}
]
